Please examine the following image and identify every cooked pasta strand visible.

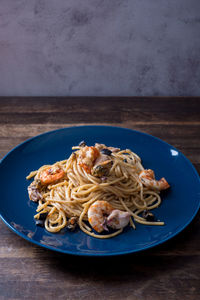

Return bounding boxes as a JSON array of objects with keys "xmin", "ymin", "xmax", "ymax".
[{"xmin": 26, "ymin": 143, "xmax": 169, "ymax": 238}]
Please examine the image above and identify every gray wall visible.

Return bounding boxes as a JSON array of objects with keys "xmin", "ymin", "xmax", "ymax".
[{"xmin": 0, "ymin": 0, "xmax": 200, "ymax": 96}]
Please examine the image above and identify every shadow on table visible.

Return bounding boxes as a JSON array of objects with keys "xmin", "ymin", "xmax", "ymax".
[{"xmin": 37, "ymin": 210, "xmax": 199, "ymax": 283}]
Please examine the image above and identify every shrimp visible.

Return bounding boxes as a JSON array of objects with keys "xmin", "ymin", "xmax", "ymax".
[
  {"xmin": 107, "ymin": 210, "xmax": 131, "ymax": 229},
  {"xmin": 139, "ymin": 169, "xmax": 170, "ymax": 191},
  {"xmin": 88, "ymin": 200, "xmax": 114, "ymax": 233},
  {"xmin": 39, "ymin": 165, "xmax": 65, "ymax": 185},
  {"xmin": 88, "ymin": 200, "xmax": 131, "ymax": 233},
  {"xmin": 78, "ymin": 146, "xmax": 99, "ymax": 173}
]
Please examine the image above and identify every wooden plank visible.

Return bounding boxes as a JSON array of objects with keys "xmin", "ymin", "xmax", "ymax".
[
  {"xmin": 0, "ymin": 124, "xmax": 199, "ymax": 166},
  {"xmin": 0, "ymin": 97, "xmax": 199, "ymax": 300},
  {"xmin": 0, "ymin": 97, "xmax": 199, "ymax": 124},
  {"xmin": 0, "ymin": 252, "xmax": 199, "ymax": 299}
]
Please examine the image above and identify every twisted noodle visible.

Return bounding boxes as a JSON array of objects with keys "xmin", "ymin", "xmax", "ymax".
[{"xmin": 26, "ymin": 146, "xmax": 165, "ymax": 238}]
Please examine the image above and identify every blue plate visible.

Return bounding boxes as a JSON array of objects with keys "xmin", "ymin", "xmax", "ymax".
[{"xmin": 0, "ymin": 126, "xmax": 200, "ymax": 256}]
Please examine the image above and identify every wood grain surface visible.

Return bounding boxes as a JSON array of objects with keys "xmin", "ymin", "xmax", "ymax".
[{"xmin": 0, "ymin": 97, "xmax": 199, "ymax": 300}]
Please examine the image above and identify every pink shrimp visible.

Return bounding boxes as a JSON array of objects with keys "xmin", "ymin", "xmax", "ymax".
[
  {"xmin": 139, "ymin": 169, "xmax": 170, "ymax": 191},
  {"xmin": 78, "ymin": 146, "xmax": 100, "ymax": 173},
  {"xmin": 88, "ymin": 200, "xmax": 131, "ymax": 233},
  {"xmin": 39, "ymin": 165, "xmax": 65, "ymax": 185},
  {"xmin": 88, "ymin": 200, "xmax": 114, "ymax": 233}
]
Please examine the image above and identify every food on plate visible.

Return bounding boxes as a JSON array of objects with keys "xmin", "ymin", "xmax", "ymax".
[{"xmin": 27, "ymin": 142, "xmax": 170, "ymax": 238}]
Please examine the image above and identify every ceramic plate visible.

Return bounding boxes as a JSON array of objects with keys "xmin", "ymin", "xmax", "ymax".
[{"xmin": 0, "ymin": 126, "xmax": 199, "ymax": 256}]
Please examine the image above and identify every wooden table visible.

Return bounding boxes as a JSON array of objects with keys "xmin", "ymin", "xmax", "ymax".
[{"xmin": 0, "ymin": 98, "xmax": 199, "ymax": 300}]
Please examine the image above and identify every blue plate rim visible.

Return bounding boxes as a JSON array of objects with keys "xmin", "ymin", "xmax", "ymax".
[{"xmin": 0, "ymin": 125, "xmax": 200, "ymax": 256}]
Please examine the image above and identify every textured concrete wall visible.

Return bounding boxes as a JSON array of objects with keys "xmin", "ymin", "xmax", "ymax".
[{"xmin": 0, "ymin": 0, "xmax": 199, "ymax": 96}]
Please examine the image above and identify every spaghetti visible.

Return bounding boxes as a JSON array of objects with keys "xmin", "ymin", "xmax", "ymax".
[{"xmin": 27, "ymin": 142, "xmax": 170, "ymax": 239}]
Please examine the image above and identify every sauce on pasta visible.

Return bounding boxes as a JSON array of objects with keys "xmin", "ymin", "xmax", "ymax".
[{"xmin": 27, "ymin": 142, "xmax": 170, "ymax": 239}]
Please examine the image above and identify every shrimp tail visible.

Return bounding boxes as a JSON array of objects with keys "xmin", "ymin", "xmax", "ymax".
[
  {"xmin": 139, "ymin": 169, "xmax": 170, "ymax": 191},
  {"xmin": 159, "ymin": 177, "xmax": 170, "ymax": 190}
]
